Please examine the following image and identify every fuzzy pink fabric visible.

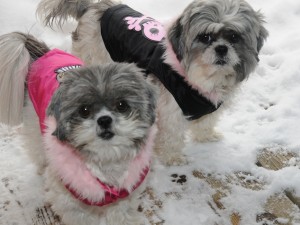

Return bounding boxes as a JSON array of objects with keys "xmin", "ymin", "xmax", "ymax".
[
  {"xmin": 162, "ymin": 40, "xmax": 187, "ymax": 77},
  {"xmin": 27, "ymin": 49, "xmax": 83, "ymax": 132},
  {"xmin": 43, "ymin": 117, "xmax": 156, "ymax": 205},
  {"xmin": 122, "ymin": 124, "xmax": 157, "ymax": 191},
  {"xmin": 162, "ymin": 40, "xmax": 214, "ymax": 103}
]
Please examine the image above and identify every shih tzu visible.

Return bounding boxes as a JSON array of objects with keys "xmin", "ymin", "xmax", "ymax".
[
  {"xmin": 37, "ymin": 0, "xmax": 268, "ymax": 165},
  {"xmin": 0, "ymin": 32, "xmax": 157, "ymax": 225}
]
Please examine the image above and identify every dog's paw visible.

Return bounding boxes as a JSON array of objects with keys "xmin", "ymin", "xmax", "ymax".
[{"xmin": 191, "ymin": 130, "xmax": 223, "ymax": 143}]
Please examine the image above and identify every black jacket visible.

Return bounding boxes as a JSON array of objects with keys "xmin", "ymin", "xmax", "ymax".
[{"xmin": 101, "ymin": 4, "xmax": 219, "ymax": 120}]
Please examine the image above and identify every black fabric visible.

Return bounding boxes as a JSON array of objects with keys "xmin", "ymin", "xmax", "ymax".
[
  {"xmin": 147, "ymin": 46, "xmax": 218, "ymax": 120},
  {"xmin": 101, "ymin": 4, "xmax": 156, "ymax": 69},
  {"xmin": 101, "ymin": 4, "xmax": 220, "ymax": 120}
]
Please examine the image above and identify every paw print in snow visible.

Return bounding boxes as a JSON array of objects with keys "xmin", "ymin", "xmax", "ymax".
[{"xmin": 171, "ymin": 174, "xmax": 187, "ymax": 185}]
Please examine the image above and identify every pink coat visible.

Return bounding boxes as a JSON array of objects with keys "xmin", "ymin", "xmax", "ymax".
[{"xmin": 28, "ymin": 48, "xmax": 83, "ymax": 132}]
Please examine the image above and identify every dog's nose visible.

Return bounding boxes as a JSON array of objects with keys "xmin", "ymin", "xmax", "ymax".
[
  {"xmin": 215, "ymin": 45, "xmax": 228, "ymax": 56},
  {"xmin": 97, "ymin": 116, "xmax": 112, "ymax": 129}
]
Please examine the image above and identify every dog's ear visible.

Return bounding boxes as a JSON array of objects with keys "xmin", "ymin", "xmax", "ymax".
[
  {"xmin": 52, "ymin": 122, "xmax": 68, "ymax": 142},
  {"xmin": 47, "ymin": 91, "xmax": 68, "ymax": 142},
  {"xmin": 145, "ymin": 82, "xmax": 158, "ymax": 125},
  {"xmin": 257, "ymin": 25, "xmax": 268, "ymax": 53},
  {"xmin": 51, "ymin": 108, "xmax": 68, "ymax": 142},
  {"xmin": 168, "ymin": 17, "xmax": 184, "ymax": 61},
  {"xmin": 256, "ymin": 12, "xmax": 269, "ymax": 53}
]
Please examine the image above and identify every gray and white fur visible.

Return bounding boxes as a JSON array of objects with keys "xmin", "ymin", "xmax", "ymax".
[
  {"xmin": 37, "ymin": 0, "xmax": 268, "ymax": 165},
  {"xmin": 0, "ymin": 32, "xmax": 157, "ymax": 225}
]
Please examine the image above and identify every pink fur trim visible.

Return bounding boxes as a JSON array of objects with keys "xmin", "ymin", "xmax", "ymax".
[
  {"xmin": 163, "ymin": 40, "xmax": 217, "ymax": 105},
  {"xmin": 43, "ymin": 117, "xmax": 156, "ymax": 204},
  {"xmin": 123, "ymin": 125, "xmax": 157, "ymax": 191},
  {"xmin": 162, "ymin": 40, "xmax": 186, "ymax": 77}
]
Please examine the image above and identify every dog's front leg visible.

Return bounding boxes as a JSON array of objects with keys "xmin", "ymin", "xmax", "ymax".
[
  {"xmin": 188, "ymin": 110, "xmax": 223, "ymax": 143},
  {"xmin": 154, "ymin": 89, "xmax": 188, "ymax": 166}
]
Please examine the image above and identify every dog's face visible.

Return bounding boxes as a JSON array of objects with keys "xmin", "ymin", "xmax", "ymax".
[
  {"xmin": 168, "ymin": 0, "xmax": 268, "ymax": 96},
  {"xmin": 47, "ymin": 63, "xmax": 157, "ymax": 160}
]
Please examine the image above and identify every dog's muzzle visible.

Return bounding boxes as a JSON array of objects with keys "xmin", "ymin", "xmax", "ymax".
[
  {"xmin": 215, "ymin": 45, "xmax": 228, "ymax": 65},
  {"xmin": 97, "ymin": 116, "xmax": 115, "ymax": 140}
]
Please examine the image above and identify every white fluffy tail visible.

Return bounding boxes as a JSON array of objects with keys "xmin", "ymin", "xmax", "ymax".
[
  {"xmin": 37, "ymin": 0, "xmax": 117, "ymax": 27},
  {"xmin": 37, "ymin": 0, "xmax": 95, "ymax": 27},
  {"xmin": 0, "ymin": 33, "xmax": 31, "ymax": 126}
]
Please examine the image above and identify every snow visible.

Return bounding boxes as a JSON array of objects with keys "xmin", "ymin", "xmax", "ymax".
[{"xmin": 1, "ymin": 0, "xmax": 300, "ymax": 224}]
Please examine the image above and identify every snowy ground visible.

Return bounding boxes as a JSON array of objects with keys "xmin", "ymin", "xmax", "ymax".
[{"xmin": 1, "ymin": 0, "xmax": 300, "ymax": 224}]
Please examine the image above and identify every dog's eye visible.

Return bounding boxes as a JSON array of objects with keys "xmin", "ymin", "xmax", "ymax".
[
  {"xmin": 116, "ymin": 100, "xmax": 130, "ymax": 113},
  {"xmin": 198, "ymin": 33, "xmax": 213, "ymax": 44},
  {"xmin": 78, "ymin": 105, "xmax": 91, "ymax": 118},
  {"xmin": 228, "ymin": 32, "xmax": 240, "ymax": 43}
]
